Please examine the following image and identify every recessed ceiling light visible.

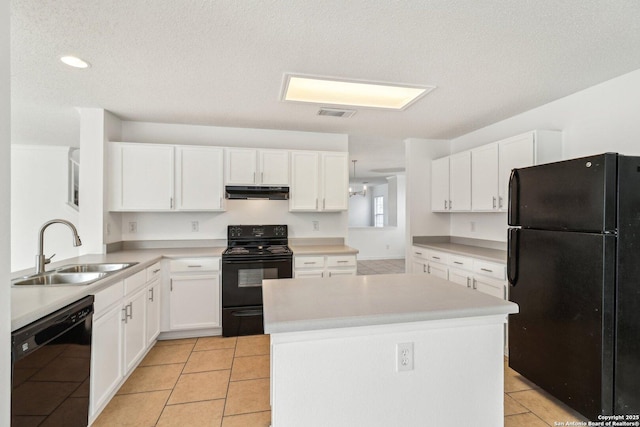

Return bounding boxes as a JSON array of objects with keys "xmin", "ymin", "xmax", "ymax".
[
  {"xmin": 60, "ymin": 56, "xmax": 90, "ymax": 69},
  {"xmin": 282, "ymin": 74, "xmax": 435, "ymax": 110}
]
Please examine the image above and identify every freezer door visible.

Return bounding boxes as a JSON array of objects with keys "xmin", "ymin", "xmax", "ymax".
[
  {"xmin": 508, "ymin": 153, "xmax": 617, "ymax": 232},
  {"xmin": 508, "ymin": 228, "xmax": 616, "ymax": 420}
]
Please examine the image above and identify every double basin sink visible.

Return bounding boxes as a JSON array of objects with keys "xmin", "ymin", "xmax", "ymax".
[{"xmin": 12, "ymin": 263, "xmax": 138, "ymax": 286}]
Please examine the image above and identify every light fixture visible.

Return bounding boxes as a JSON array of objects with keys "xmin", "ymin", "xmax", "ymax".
[
  {"xmin": 349, "ymin": 160, "xmax": 367, "ymax": 197},
  {"xmin": 60, "ymin": 55, "xmax": 90, "ymax": 69},
  {"xmin": 282, "ymin": 74, "xmax": 435, "ymax": 110}
]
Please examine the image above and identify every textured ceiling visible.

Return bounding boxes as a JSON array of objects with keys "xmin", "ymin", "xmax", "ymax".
[{"xmin": 10, "ymin": 0, "xmax": 640, "ymax": 178}]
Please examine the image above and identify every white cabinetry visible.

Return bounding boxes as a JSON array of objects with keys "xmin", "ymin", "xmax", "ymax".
[
  {"xmin": 168, "ymin": 258, "xmax": 221, "ymax": 330},
  {"xmin": 411, "ymin": 247, "xmax": 449, "ymax": 279},
  {"xmin": 449, "ymin": 152, "xmax": 471, "ymax": 211},
  {"xmin": 431, "ymin": 157, "xmax": 450, "ymax": 212},
  {"xmin": 471, "ymin": 143, "xmax": 499, "ymax": 211},
  {"xmin": 225, "ymin": 148, "xmax": 289, "ymax": 186},
  {"xmin": 289, "ymin": 151, "xmax": 348, "ymax": 212},
  {"xmin": 109, "ymin": 142, "xmax": 225, "ymax": 211},
  {"xmin": 90, "ymin": 264, "xmax": 162, "ymax": 423},
  {"xmin": 176, "ymin": 146, "xmax": 224, "ymax": 211},
  {"xmin": 294, "ymin": 254, "xmax": 357, "ymax": 278}
]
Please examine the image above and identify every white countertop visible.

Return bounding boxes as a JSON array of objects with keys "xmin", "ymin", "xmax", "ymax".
[
  {"xmin": 11, "ymin": 247, "xmax": 225, "ymax": 331},
  {"xmin": 289, "ymin": 244, "xmax": 359, "ymax": 255},
  {"xmin": 263, "ymin": 273, "xmax": 518, "ymax": 334}
]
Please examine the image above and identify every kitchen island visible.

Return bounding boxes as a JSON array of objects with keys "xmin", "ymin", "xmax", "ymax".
[{"xmin": 263, "ymin": 273, "xmax": 518, "ymax": 427}]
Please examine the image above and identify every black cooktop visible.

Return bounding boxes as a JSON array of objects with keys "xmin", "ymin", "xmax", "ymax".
[{"xmin": 223, "ymin": 225, "xmax": 291, "ymax": 259}]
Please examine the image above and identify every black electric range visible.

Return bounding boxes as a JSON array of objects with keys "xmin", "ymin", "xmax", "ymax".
[{"xmin": 221, "ymin": 225, "xmax": 293, "ymax": 336}]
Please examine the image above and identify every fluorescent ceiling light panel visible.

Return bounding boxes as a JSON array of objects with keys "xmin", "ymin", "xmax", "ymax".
[
  {"xmin": 60, "ymin": 56, "xmax": 90, "ymax": 69},
  {"xmin": 283, "ymin": 75, "xmax": 434, "ymax": 110}
]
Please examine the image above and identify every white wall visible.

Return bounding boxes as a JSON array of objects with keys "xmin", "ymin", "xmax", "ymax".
[
  {"xmin": 348, "ymin": 191, "xmax": 372, "ymax": 227},
  {"xmin": 1, "ymin": 0, "xmax": 11, "ymax": 420},
  {"xmin": 448, "ymin": 68, "xmax": 640, "ymax": 242},
  {"xmin": 113, "ymin": 120, "xmax": 349, "ymax": 241},
  {"xmin": 348, "ymin": 175, "xmax": 406, "ymax": 260},
  {"xmin": 11, "ymin": 145, "xmax": 80, "ymax": 271}
]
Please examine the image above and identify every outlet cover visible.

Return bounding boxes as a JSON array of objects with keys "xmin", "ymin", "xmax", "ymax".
[
  {"xmin": 128, "ymin": 222, "xmax": 137, "ymax": 233},
  {"xmin": 191, "ymin": 221, "xmax": 199, "ymax": 232},
  {"xmin": 396, "ymin": 342, "xmax": 414, "ymax": 372},
  {"xmin": 312, "ymin": 220, "xmax": 320, "ymax": 231}
]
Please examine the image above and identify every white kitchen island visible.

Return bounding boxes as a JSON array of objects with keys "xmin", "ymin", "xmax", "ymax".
[{"xmin": 263, "ymin": 273, "xmax": 518, "ymax": 427}]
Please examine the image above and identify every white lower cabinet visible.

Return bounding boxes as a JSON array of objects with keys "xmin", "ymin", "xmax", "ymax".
[
  {"xmin": 168, "ymin": 258, "xmax": 220, "ymax": 330},
  {"xmin": 90, "ymin": 264, "xmax": 164, "ymax": 424},
  {"xmin": 411, "ymin": 247, "xmax": 449, "ymax": 279},
  {"xmin": 294, "ymin": 254, "xmax": 357, "ymax": 278}
]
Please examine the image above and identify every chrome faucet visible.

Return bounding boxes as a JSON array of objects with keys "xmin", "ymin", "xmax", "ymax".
[{"xmin": 35, "ymin": 219, "xmax": 82, "ymax": 274}]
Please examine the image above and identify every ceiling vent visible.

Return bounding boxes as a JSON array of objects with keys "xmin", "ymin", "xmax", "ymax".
[{"xmin": 317, "ymin": 108, "xmax": 356, "ymax": 118}]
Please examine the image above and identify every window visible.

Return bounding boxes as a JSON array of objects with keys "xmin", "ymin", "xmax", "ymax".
[{"xmin": 374, "ymin": 196, "xmax": 384, "ymax": 227}]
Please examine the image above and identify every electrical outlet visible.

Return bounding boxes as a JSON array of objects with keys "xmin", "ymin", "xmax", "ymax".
[
  {"xmin": 312, "ymin": 220, "xmax": 320, "ymax": 231},
  {"xmin": 106, "ymin": 223, "xmax": 111, "ymax": 235},
  {"xmin": 128, "ymin": 221, "xmax": 137, "ymax": 233},
  {"xmin": 396, "ymin": 342, "xmax": 414, "ymax": 372},
  {"xmin": 191, "ymin": 221, "xmax": 199, "ymax": 232},
  {"xmin": 470, "ymin": 221, "xmax": 476, "ymax": 232},
  {"xmin": 386, "ymin": 244, "xmax": 390, "ymax": 250}
]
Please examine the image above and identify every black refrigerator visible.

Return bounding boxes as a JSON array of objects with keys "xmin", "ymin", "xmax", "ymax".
[{"xmin": 507, "ymin": 152, "xmax": 640, "ymax": 420}]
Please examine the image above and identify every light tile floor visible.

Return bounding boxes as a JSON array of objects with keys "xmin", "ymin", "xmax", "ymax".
[{"xmin": 357, "ymin": 258, "xmax": 405, "ymax": 275}]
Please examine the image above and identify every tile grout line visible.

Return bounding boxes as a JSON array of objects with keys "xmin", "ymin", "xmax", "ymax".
[{"xmin": 220, "ymin": 336, "xmax": 237, "ymax": 421}]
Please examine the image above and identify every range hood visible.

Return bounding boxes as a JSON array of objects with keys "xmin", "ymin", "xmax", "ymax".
[{"xmin": 225, "ymin": 186, "xmax": 289, "ymax": 200}]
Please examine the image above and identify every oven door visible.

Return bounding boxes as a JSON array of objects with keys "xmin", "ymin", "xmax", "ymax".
[{"xmin": 222, "ymin": 257, "xmax": 292, "ymax": 308}]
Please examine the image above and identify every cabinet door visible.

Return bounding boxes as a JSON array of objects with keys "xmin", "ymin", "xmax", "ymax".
[
  {"xmin": 123, "ymin": 287, "xmax": 147, "ymax": 374},
  {"xmin": 412, "ymin": 260, "xmax": 427, "ymax": 274},
  {"xmin": 321, "ymin": 152, "xmax": 348, "ymax": 211},
  {"xmin": 327, "ymin": 269, "xmax": 356, "ymax": 278},
  {"xmin": 146, "ymin": 279, "xmax": 161, "ymax": 346},
  {"xmin": 473, "ymin": 275, "xmax": 506, "ymax": 300},
  {"xmin": 427, "ymin": 261, "xmax": 449, "ymax": 280},
  {"xmin": 120, "ymin": 144, "xmax": 174, "ymax": 210},
  {"xmin": 449, "ymin": 268, "xmax": 471, "ymax": 288},
  {"xmin": 431, "ymin": 157, "xmax": 450, "ymax": 211},
  {"xmin": 176, "ymin": 146, "xmax": 224, "ymax": 210},
  {"xmin": 449, "ymin": 151, "xmax": 471, "ymax": 211},
  {"xmin": 259, "ymin": 150, "xmax": 289, "ymax": 185},
  {"xmin": 289, "ymin": 151, "xmax": 319, "ymax": 211},
  {"xmin": 498, "ymin": 133, "xmax": 534, "ymax": 211},
  {"xmin": 226, "ymin": 148, "xmax": 257, "ymax": 185},
  {"xmin": 471, "ymin": 143, "xmax": 499, "ymax": 211},
  {"xmin": 90, "ymin": 305, "xmax": 123, "ymax": 419},
  {"xmin": 169, "ymin": 274, "xmax": 220, "ymax": 330}
]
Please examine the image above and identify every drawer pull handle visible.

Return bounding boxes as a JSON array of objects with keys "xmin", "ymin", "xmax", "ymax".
[
  {"xmin": 480, "ymin": 268, "xmax": 493, "ymax": 273},
  {"xmin": 152, "ymin": 268, "xmax": 161, "ymax": 274},
  {"xmin": 432, "ymin": 256, "xmax": 440, "ymax": 260},
  {"xmin": 337, "ymin": 260, "xmax": 349, "ymax": 263},
  {"xmin": 188, "ymin": 265, "xmax": 202, "ymax": 268},
  {"xmin": 453, "ymin": 261, "xmax": 463, "ymax": 265},
  {"xmin": 414, "ymin": 252, "xmax": 422, "ymax": 256},
  {"xmin": 304, "ymin": 262, "xmax": 317, "ymax": 265}
]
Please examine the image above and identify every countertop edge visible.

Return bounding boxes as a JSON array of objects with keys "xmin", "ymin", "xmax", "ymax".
[{"xmin": 412, "ymin": 242, "xmax": 507, "ymax": 263}]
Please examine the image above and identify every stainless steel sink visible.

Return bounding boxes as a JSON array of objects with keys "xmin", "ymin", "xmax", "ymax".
[
  {"xmin": 55, "ymin": 262, "xmax": 137, "ymax": 273},
  {"xmin": 12, "ymin": 272, "xmax": 108, "ymax": 286},
  {"xmin": 11, "ymin": 262, "xmax": 139, "ymax": 286}
]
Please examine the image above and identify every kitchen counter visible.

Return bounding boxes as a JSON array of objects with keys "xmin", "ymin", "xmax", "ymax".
[
  {"xmin": 11, "ymin": 247, "xmax": 225, "ymax": 331},
  {"xmin": 289, "ymin": 244, "xmax": 358, "ymax": 255},
  {"xmin": 413, "ymin": 242, "xmax": 507, "ymax": 263},
  {"xmin": 265, "ymin": 274, "xmax": 518, "ymax": 426},
  {"xmin": 263, "ymin": 273, "xmax": 516, "ymax": 333}
]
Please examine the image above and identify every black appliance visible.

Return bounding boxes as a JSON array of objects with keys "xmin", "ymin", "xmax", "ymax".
[
  {"xmin": 225, "ymin": 186, "xmax": 289, "ymax": 200},
  {"xmin": 11, "ymin": 295, "xmax": 94, "ymax": 427},
  {"xmin": 507, "ymin": 153, "xmax": 640, "ymax": 420},
  {"xmin": 222, "ymin": 225, "xmax": 292, "ymax": 336}
]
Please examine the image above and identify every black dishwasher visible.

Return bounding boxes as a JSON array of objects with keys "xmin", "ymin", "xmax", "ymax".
[{"xmin": 11, "ymin": 295, "xmax": 94, "ymax": 427}]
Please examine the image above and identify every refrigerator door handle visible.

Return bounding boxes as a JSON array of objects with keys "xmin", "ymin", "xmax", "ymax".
[
  {"xmin": 508, "ymin": 169, "xmax": 520, "ymax": 226},
  {"xmin": 507, "ymin": 228, "xmax": 520, "ymax": 286}
]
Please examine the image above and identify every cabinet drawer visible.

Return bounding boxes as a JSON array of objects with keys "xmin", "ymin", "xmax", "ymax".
[
  {"xmin": 124, "ymin": 270, "xmax": 147, "ymax": 295},
  {"xmin": 326, "ymin": 255, "xmax": 356, "ymax": 268},
  {"xmin": 294, "ymin": 256, "xmax": 326, "ymax": 269},
  {"xmin": 449, "ymin": 254, "xmax": 473, "ymax": 271},
  {"xmin": 169, "ymin": 258, "xmax": 219, "ymax": 272},
  {"xmin": 426, "ymin": 250, "xmax": 449, "ymax": 265},
  {"xmin": 146, "ymin": 262, "xmax": 162, "ymax": 282},
  {"xmin": 473, "ymin": 260, "xmax": 506, "ymax": 280},
  {"xmin": 411, "ymin": 246, "xmax": 429, "ymax": 260},
  {"xmin": 94, "ymin": 281, "xmax": 124, "ymax": 316}
]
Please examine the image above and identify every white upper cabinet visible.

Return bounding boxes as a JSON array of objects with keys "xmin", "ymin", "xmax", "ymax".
[
  {"xmin": 225, "ymin": 148, "xmax": 289, "ymax": 186},
  {"xmin": 497, "ymin": 133, "xmax": 534, "ymax": 211},
  {"xmin": 449, "ymin": 151, "xmax": 471, "ymax": 211},
  {"xmin": 109, "ymin": 142, "xmax": 225, "ymax": 211},
  {"xmin": 471, "ymin": 143, "xmax": 499, "ymax": 211},
  {"xmin": 289, "ymin": 151, "xmax": 348, "ymax": 212},
  {"xmin": 431, "ymin": 157, "xmax": 450, "ymax": 212},
  {"xmin": 320, "ymin": 152, "xmax": 348, "ymax": 211},
  {"xmin": 110, "ymin": 143, "xmax": 175, "ymax": 211},
  {"xmin": 176, "ymin": 146, "xmax": 224, "ymax": 211}
]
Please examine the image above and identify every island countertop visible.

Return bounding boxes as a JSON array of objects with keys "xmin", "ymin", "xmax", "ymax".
[{"xmin": 263, "ymin": 273, "xmax": 518, "ymax": 334}]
